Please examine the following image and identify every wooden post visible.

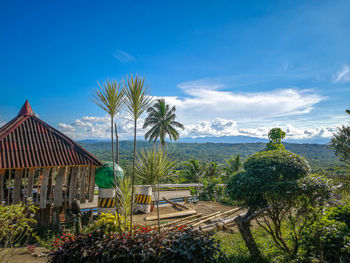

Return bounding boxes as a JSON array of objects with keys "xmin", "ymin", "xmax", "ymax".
[
  {"xmin": 80, "ymin": 167, "xmax": 87, "ymax": 203},
  {"xmin": 0, "ymin": 169, "xmax": 4, "ymax": 203},
  {"xmin": 40, "ymin": 168, "xmax": 50, "ymax": 209},
  {"xmin": 69, "ymin": 167, "xmax": 79, "ymax": 204},
  {"xmin": 13, "ymin": 169, "xmax": 23, "ymax": 204},
  {"xmin": 27, "ymin": 169, "xmax": 35, "ymax": 198},
  {"xmin": 53, "ymin": 167, "xmax": 65, "ymax": 208},
  {"xmin": 88, "ymin": 167, "xmax": 95, "ymax": 203}
]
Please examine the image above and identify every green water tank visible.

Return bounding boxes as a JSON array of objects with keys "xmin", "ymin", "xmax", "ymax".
[{"xmin": 95, "ymin": 162, "xmax": 124, "ymax": 189}]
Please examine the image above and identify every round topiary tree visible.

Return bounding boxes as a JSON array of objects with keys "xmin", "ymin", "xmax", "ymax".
[
  {"xmin": 227, "ymin": 150, "xmax": 310, "ymax": 258},
  {"xmin": 227, "ymin": 126, "xmax": 336, "ymax": 260}
]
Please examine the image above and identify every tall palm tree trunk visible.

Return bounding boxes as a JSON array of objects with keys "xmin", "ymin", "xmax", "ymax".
[
  {"xmin": 115, "ymin": 123, "xmax": 119, "ymax": 164},
  {"xmin": 130, "ymin": 119, "xmax": 137, "ymax": 233},
  {"xmin": 111, "ymin": 117, "xmax": 121, "ymax": 232}
]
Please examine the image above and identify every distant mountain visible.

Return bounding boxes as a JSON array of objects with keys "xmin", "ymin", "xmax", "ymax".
[
  {"xmin": 178, "ymin": 135, "xmax": 267, "ymax": 143},
  {"xmin": 179, "ymin": 135, "xmax": 330, "ymax": 144},
  {"xmin": 79, "ymin": 135, "xmax": 330, "ymax": 145}
]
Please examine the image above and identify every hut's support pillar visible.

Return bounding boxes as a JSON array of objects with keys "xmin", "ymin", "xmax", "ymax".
[
  {"xmin": 26, "ymin": 169, "xmax": 35, "ymax": 199},
  {"xmin": 39, "ymin": 168, "xmax": 51, "ymax": 227},
  {"xmin": 53, "ymin": 167, "xmax": 65, "ymax": 229},
  {"xmin": 13, "ymin": 169, "xmax": 23, "ymax": 204}
]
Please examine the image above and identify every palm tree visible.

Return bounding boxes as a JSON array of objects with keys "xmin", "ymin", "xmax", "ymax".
[
  {"xmin": 123, "ymin": 74, "xmax": 152, "ymax": 233},
  {"xmin": 225, "ymin": 155, "xmax": 242, "ymax": 175},
  {"xmin": 183, "ymin": 159, "xmax": 204, "ymax": 183},
  {"xmin": 135, "ymin": 147, "xmax": 175, "ymax": 231},
  {"xmin": 143, "ymin": 99, "xmax": 184, "ymax": 147},
  {"xmin": 91, "ymin": 80, "xmax": 124, "ymax": 230}
]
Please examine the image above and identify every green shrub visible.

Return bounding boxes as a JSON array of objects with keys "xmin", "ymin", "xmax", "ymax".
[
  {"xmin": 85, "ymin": 212, "xmax": 129, "ymax": 234},
  {"xmin": 326, "ymin": 204, "xmax": 350, "ymax": 228},
  {"xmin": 49, "ymin": 226, "xmax": 225, "ymax": 263},
  {"xmin": 0, "ymin": 203, "xmax": 37, "ymax": 248},
  {"xmin": 299, "ymin": 216, "xmax": 350, "ymax": 263}
]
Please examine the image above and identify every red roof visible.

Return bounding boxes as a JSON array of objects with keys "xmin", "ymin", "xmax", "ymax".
[{"xmin": 0, "ymin": 100, "xmax": 102, "ymax": 169}]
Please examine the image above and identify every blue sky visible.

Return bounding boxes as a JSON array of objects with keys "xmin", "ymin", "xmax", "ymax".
[{"xmin": 1, "ymin": 0, "xmax": 350, "ymax": 142}]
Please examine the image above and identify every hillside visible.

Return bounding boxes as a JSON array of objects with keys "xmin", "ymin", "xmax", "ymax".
[{"xmin": 80, "ymin": 141, "xmax": 343, "ymax": 174}]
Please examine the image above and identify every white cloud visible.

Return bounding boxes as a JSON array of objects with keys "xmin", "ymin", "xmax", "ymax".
[
  {"xmin": 159, "ymin": 80, "xmax": 324, "ymax": 124},
  {"xmin": 180, "ymin": 118, "xmax": 337, "ymax": 140},
  {"xmin": 333, "ymin": 65, "xmax": 350, "ymax": 82},
  {"xmin": 58, "ymin": 113, "xmax": 144, "ymax": 140},
  {"xmin": 113, "ymin": 50, "xmax": 135, "ymax": 63},
  {"xmin": 57, "ymin": 79, "xmax": 330, "ymax": 141}
]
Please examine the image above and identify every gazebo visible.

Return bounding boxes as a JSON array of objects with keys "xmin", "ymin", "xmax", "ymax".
[{"xmin": 0, "ymin": 100, "xmax": 102, "ymax": 226}]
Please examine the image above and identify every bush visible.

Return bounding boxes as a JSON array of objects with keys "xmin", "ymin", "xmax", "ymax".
[
  {"xmin": 326, "ymin": 204, "xmax": 350, "ymax": 228},
  {"xmin": 299, "ymin": 216, "xmax": 350, "ymax": 263},
  {"xmin": 85, "ymin": 212, "xmax": 129, "ymax": 234},
  {"xmin": 0, "ymin": 203, "xmax": 37, "ymax": 247},
  {"xmin": 49, "ymin": 226, "xmax": 225, "ymax": 263}
]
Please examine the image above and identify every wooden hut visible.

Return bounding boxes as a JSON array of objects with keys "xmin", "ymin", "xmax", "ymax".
[{"xmin": 0, "ymin": 100, "xmax": 102, "ymax": 226}]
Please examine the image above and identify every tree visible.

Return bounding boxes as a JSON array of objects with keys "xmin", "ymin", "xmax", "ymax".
[
  {"xmin": 330, "ymin": 125, "xmax": 350, "ymax": 165},
  {"xmin": 266, "ymin": 128, "xmax": 286, "ymax": 150},
  {"xmin": 205, "ymin": 162, "xmax": 220, "ymax": 177},
  {"xmin": 143, "ymin": 99, "xmax": 184, "ymax": 147},
  {"xmin": 225, "ymin": 154, "xmax": 242, "ymax": 175},
  {"xmin": 135, "ymin": 148, "xmax": 175, "ymax": 230},
  {"xmin": 91, "ymin": 80, "xmax": 124, "ymax": 230},
  {"xmin": 123, "ymin": 75, "xmax": 152, "ymax": 233},
  {"xmin": 182, "ymin": 159, "xmax": 204, "ymax": 183},
  {"xmin": 346, "ymin": 109, "xmax": 350, "ymax": 115},
  {"xmin": 227, "ymin": 150, "xmax": 335, "ymax": 259}
]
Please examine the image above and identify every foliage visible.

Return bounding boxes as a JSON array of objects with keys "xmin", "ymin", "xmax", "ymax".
[
  {"xmin": 80, "ymin": 141, "xmax": 344, "ymax": 178},
  {"xmin": 123, "ymin": 74, "xmax": 152, "ymax": 232},
  {"xmin": 227, "ymin": 150, "xmax": 310, "ymax": 209},
  {"xmin": 225, "ymin": 154, "xmax": 242, "ymax": 175},
  {"xmin": 143, "ymin": 98, "xmax": 184, "ymax": 146},
  {"xmin": 266, "ymin": 128, "xmax": 286, "ymax": 151},
  {"xmin": 199, "ymin": 176, "xmax": 225, "ymax": 202},
  {"xmin": 298, "ymin": 211, "xmax": 350, "ymax": 262},
  {"xmin": 181, "ymin": 158, "xmax": 204, "ymax": 183},
  {"xmin": 0, "ymin": 203, "xmax": 37, "ymax": 248},
  {"xmin": 135, "ymin": 147, "xmax": 175, "ymax": 230},
  {"xmin": 326, "ymin": 203, "xmax": 350, "ymax": 228},
  {"xmin": 227, "ymin": 150, "xmax": 338, "ymax": 258},
  {"xmin": 49, "ymin": 227, "xmax": 225, "ymax": 263},
  {"xmin": 91, "ymin": 79, "xmax": 125, "ymax": 230},
  {"xmin": 116, "ymin": 175, "xmax": 135, "ymax": 229},
  {"xmin": 135, "ymin": 148, "xmax": 175, "ymax": 186},
  {"xmin": 85, "ymin": 212, "xmax": 129, "ymax": 234},
  {"xmin": 330, "ymin": 124, "xmax": 350, "ymax": 165}
]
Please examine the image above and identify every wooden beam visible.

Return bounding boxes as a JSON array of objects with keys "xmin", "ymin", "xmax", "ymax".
[
  {"xmin": 39, "ymin": 168, "xmax": 51, "ymax": 209},
  {"xmin": 88, "ymin": 167, "xmax": 95, "ymax": 203},
  {"xmin": 0, "ymin": 169, "xmax": 4, "ymax": 203},
  {"xmin": 69, "ymin": 167, "xmax": 79, "ymax": 203},
  {"xmin": 13, "ymin": 169, "xmax": 23, "ymax": 204},
  {"xmin": 163, "ymin": 197, "xmax": 190, "ymax": 210},
  {"xmin": 145, "ymin": 210, "xmax": 196, "ymax": 221},
  {"xmin": 26, "ymin": 169, "xmax": 35, "ymax": 198},
  {"xmin": 80, "ymin": 167, "xmax": 87, "ymax": 203},
  {"xmin": 53, "ymin": 167, "xmax": 65, "ymax": 208}
]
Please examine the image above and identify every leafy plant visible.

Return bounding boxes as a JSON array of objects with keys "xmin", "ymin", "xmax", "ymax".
[
  {"xmin": 0, "ymin": 203, "xmax": 37, "ymax": 248},
  {"xmin": 123, "ymin": 74, "xmax": 152, "ymax": 232},
  {"xmin": 49, "ymin": 227, "xmax": 225, "ymax": 263},
  {"xmin": 298, "ymin": 213, "xmax": 350, "ymax": 262},
  {"xmin": 330, "ymin": 124, "xmax": 350, "ymax": 165},
  {"xmin": 85, "ymin": 212, "xmax": 129, "ymax": 233},
  {"xmin": 91, "ymin": 79, "xmax": 125, "ymax": 230},
  {"xmin": 135, "ymin": 147, "xmax": 175, "ymax": 230}
]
